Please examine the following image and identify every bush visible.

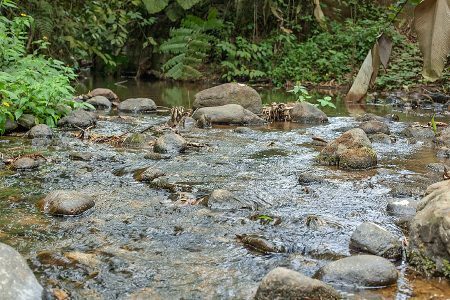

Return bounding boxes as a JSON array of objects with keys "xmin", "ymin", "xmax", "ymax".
[{"xmin": 0, "ymin": 2, "xmax": 88, "ymax": 134}]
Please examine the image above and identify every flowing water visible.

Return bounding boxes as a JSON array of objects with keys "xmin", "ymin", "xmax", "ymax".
[{"xmin": 1, "ymin": 78, "xmax": 449, "ymax": 299}]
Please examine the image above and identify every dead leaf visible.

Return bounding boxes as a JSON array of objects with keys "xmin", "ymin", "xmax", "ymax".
[{"xmin": 414, "ymin": 0, "xmax": 450, "ymax": 81}]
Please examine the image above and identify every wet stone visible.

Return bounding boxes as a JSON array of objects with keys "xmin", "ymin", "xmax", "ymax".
[
  {"xmin": 69, "ymin": 152, "xmax": 94, "ymax": 161},
  {"xmin": 0, "ymin": 242, "xmax": 43, "ymax": 300},
  {"xmin": 289, "ymin": 102, "xmax": 328, "ymax": 124},
  {"xmin": 236, "ymin": 234, "xmax": 285, "ymax": 254},
  {"xmin": 118, "ymin": 98, "xmax": 157, "ymax": 113},
  {"xmin": 136, "ymin": 167, "xmax": 165, "ymax": 182},
  {"xmin": 17, "ymin": 114, "xmax": 36, "ymax": 129},
  {"xmin": 369, "ymin": 133, "xmax": 393, "ymax": 144},
  {"xmin": 298, "ymin": 173, "xmax": 324, "ymax": 185},
  {"xmin": 12, "ymin": 157, "xmax": 42, "ymax": 170},
  {"xmin": 359, "ymin": 120, "xmax": 390, "ymax": 135},
  {"xmin": 355, "ymin": 113, "xmax": 386, "ymax": 122},
  {"xmin": 58, "ymin": 109, "xmax": 97, "ymax": 129},
  {"xmin": 207, "ymin": 189, "xmax": 249, "ymax": 210},
  {"xmin": 192, "ymin": 104, "xmax": 265, "ymax": 125},
  {"xmin": 144, "ymin": 152, "xmax": 171, "ymax": 160},
  {"xmin": 350, "ymin": 222, "xmax": 402, "ymax": 260},
  {"xmin": 401, "ymin": 126, "xmax": 435, "ymax": 141},
  {"xmin": 387, "ymin": 198, "xmax": 418, "ymax": 228},
  {"xmin": 255, "ymin": 267, "xmax": 340, "ymax": 300},
  {"xmin": 153, "ymin": 133, "xmax": 187, "ymax": 155},
  {"xmin": 88, "ymin": 88, "xmax": 119, "ymax": 102},
  {"xmin": 5, "ymin": 118, "xmax": 18, "ymax": 133},
  {"xmin": 40, "ymin": 190, "xmax": 95, "ymax": 216},
  {"xmin": 234, "ymin": 127, "xmax": 252, "ymax": 133},
  {"xmin": 28, "ymin": 124, "xmax": 53, "ymax": 139},
  {"xmin": 315, "ymin": 255, "xmax": 398, "ymax": 288},
  {"xmin": 87, "ymin": 96, "xmax": 112, "ymax": 110}
]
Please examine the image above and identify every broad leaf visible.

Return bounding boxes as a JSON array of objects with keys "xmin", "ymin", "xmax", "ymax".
[
  {"xmin": 141, "ymin": 0, "xmax": 169, "ymax": 14},
  {"xmin": 176, "ymin": 0, "xmax": 202, "ymax": 10},
  {"xmin": 414, "ymin": 0, "xmax": 450, "ymax": 81}
]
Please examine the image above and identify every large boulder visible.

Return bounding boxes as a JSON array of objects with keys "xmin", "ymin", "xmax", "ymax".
[
  {"xmin": 0, "ymin": 242, "xmax": 43, "ymax": 300},
  {"xmin": 315, "ymin": 255, "xmax": 398, "ymax": 287},
  {"xmin": 255, "ymin": 267, "xmax": 340, "ymax": 300},
  {"xmin": 359, "ymin": 120, "xmax": 390, "ymax": 135},
  {"xmin": 317, "ymin": 128, "xmax": 377, "ymax": 169},
  {"xmin": 28, "ymin": 124, "xmax": 53, "ymax": 139},
  {"xmin": 192, "ymin": 104, "xmax": 265, "ymax": 125},
  {"xmin": 350, "ymin": 222, "xmax": 402, "ymax": 259},
  {"xmin": 87, "ymin": 96, "xmax": 112, "ymax": 110},
  {"xmin": 40, "ymin": 190, "xmax": 95, "ymax": 216},
  {"xmin": 58, "ymin": 109, "xmax": 97, "ymax": 129},
  {"xmin": 408, "ymin": 180, "xmax": 450, "ymax": 277},
  {"xmin": 289, "ymin": 102, "xmax": 328, "ymax": 124},
  {"xmin": 154, "ymin": 133, "xmax": 187, "ymax": 154},
  {"xmin": 88, "ymin": 88, "xmax": 119, "ymax": 101},
  {"xmin": 193, "ymin": 83, "xmax": 262, "ymax": 114},
  {"xmin": 118, "ymin": 98, "xmax": 157, "ymax": 113}
]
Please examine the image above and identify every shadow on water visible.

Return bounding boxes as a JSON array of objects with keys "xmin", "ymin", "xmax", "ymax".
[{"xmin": 0, "ymin": 78, "xmax": 448, "ymax": 299}]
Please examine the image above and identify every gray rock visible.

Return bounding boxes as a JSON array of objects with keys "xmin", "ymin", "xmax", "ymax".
[
  {"xmin": 369, "ymin": 133, "xmax": 393, "ymax": 144},
  {"xmin": 290, "ymin": 102, "xmax": 328, "ymax": 124},
  {"xmin": 87, "ymin": 96, "xmax": 112, "ymax": 110},
  {"xmin": 144, "ymin": 152, "xmax": 171, "ymax": 160},
  {"xmin": 154, "ymin": 133, "xmax": 187, "ymax": 154},
  {"xmin": 193, "ymin": 83, "xmax": 262, "ymax": 114},
  {"xmin": 318, "ymin": 128, "xmax": 377, "ymax": 170},
  {"xmin": 58, "ymin": 109, "xmax": 97, "ymax": 129},
  {"xmin": 192, "ymin": 104, "xmax": 265, "ymax": 125},
  {"xmin": 137, "ymin": 168, "xmax": 165, "ymax": 182},
  {"xmin": 0, "ymin": 242, "xmax": 43, "ymax": 300},
  {"xmin": 387, "ymin": 199, "xmax": 418, "ymax": 220},
  {"xmin": 177, "ymin": 117, "xmax": 196, "ymax": 133},
  {"xmin": 234, "ymin": 126, "xmax": 252, "ymax": 133},
  {"xmin": 69, "ymin": 152, "xmax": 94, "ymax": 161},
  {"xmin": 88, "ymin": 88, "xmax": 119, "ymax": 101},
  {"xmin": 40, "ymin": 190, "xmax": 95, "ymax": 216},
  {"xmin": 315, "ymin": 255, "xmax": 398, "ymax": 287},
  {"xmin": 350, "ymin": 222, "xmax": 402, "ymax": 259},
  {"xmin": 118, "ymin": 98, "xmax": 157, "ymax": 113},
  {"xmin": 207, "ymin": 189, "xmax": 248, "ymax": 210},
  {"xmin": 355, "ymin": 113, "xmax": 386, "ymax": 122},
  {"xmin": 298, "ymin": 173, "xmax": 324, "ymax": 185},
  {"xmin": 17, "ymin": 114, "xmax": 36, "ymax": 129},
  {"xmin": 12, "ymin": 157, "xmax": 42, "ymax": 170},
  {"xmin": 126, "ymin": 288, "xmax": 162, "ymax": 300},
  {"xmin": 5, "ymin": 118, "xmax": 18, "ymax": 133},
  {"xmin": 426, "ymin": 163, "xmax": 449, "ymax": 174},
  {"xmin": 359, "ymin": 120, "xmax": 390, "ymax": 135},
  {"xmin": 408, "ymin": 180, "xmax": 450, "ymax": 277},
  {"xmin": 255, "ymin": 267, "xmax": 340, "ymax": 300},
  {"xmin": 401, "ymin": 126, "xmax": 435, "ymax": 141},
  {"xmin": 28, "ymin": 124, "xmax": 52, "ymax": 139}
]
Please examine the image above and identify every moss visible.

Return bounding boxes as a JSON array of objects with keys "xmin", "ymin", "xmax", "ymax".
[
  {"xmin": 443, "ymin": 259, "xmax": 450, "ymax": 278},
  {"xmin": 408, "ymin": 250, "xmax": 437, "ymax": 277}
]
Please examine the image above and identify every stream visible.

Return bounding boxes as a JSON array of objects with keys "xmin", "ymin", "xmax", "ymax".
[{"xmin": 1, "ymin": 78, "xmax": 449, "ymax": 299}]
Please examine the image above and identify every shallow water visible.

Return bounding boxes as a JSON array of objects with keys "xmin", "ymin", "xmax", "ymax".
[{"xmin": 1, "ymin": 79, "xmax": 450, "ymax": 299}]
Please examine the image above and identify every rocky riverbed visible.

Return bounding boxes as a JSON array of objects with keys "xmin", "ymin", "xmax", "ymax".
[{"xmin": 1, "ymin": 81, "xmax": 449, "ymax": 299}]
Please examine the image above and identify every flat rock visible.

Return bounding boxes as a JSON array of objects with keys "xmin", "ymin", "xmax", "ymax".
[
  {"xmin": 88, "ymin": 88, "xmax": 119, "ymax": 101},
  {"xmin": 136, "ymin": 167, "xmax": 165, "ymax": 182},
  {"xmin": 58, "ymin": 109, "xmax": 97, "ymax": 129},
  {"xmin": 359, "ymin": 120, "xmax": 390, "ymax": 135},
  {"xmin": 192, "ymin": 104, "xmax": 265, "ymax": 125},
  {"xmin": 290, "ymin": 102, "xmax": 328, "ymax": 124},
  {"xmin": 118, "ymin": 98, "xmax": 157, "ymax": 113},
  {"xmin": 350, "ymin": 222, "xmax": 402, "ymax": 260},
  {"xmin": 40, "ymin": 190, "xmax": 95, "ymax": 216},
  {"xmin": 0, "ymin": 242, "xmax": 43, "ymax": 300},
  {"xmin": 318, "ymin": 128, "xmax": 377, "ymax": 170},
  {"xmin": 87, "ymin": 96, "xmax": 112, "ymax": 110},
  {"xmin": 153, "ymin": 133, "xmax": 187, "ymax": 154},
  {"xmin": 193, "ymin": 83, "xmax": 262, "ymax": 114},
  {"xmin": 315, "ymin": 255, "xmax": 398, "ymax": 287},
  {"xmin": 12, "ymin": 157, "xmax": 42, "ymax": 170},
  {"xmin": 255, "ymin": 267, "xmax": 340, "ymax": 300},
  {"xmin": 28, "ymin": 124, "xmax": 52, "ymax": 139}
]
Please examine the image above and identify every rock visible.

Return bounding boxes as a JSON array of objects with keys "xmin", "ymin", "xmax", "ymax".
[
  {"xmin": 315, "ymin": 255, "xmax": 398, "ymax": 287},
  {"xmin": 207, "ymin": 189, "xmax": 248, "ymax": 210},
  {"xmin": 401, "ymin": 126, "xmax": 435, "ymax": 141},
  {"xmin": 58, "ymin": 109, "xmax": 97, "ymax": 129},
  {"xmin": 369, "ymin": 133, "xmax": 393, "ymax": 144},
  {"xmin": 144, "ymin": 152, "xmax": 171, "ymax": 160},
  {"xmin": 359, "ymin": 120, "xmax": 390, "ymax": 135},
  {"xmin": 5, "ymin": 118, "xmax": 18, "ymax": 133},
  {"xmin": 355, "ymin": 113, "xmax": 386, "ymax": 122},
  {"xmin": 122, "ymin": 133, "xmax": 151, "ymax": 148},
  {"xmin": 69, "ymin": 152, "xmax": 94, "ymax": 161},
  {"xmin": 88, "ymin": 88, "xmax": 119, "ymax": 101},
  {"xmin": 87, "ymin": 96, "xmax": 112, "ymax": 110},
  {"xmin": 350, "ymin": 222, "xmax": 402, "ymax": 259},
  {"xmin": 192, "ymin": 104, "xmax": 265, "ymax": 125},
  {"xmin": 136, "ymin": 167, "xmax": 165, "ymax": 182},
  {"xmin": 193, "ymin": 83, "xmax": 262, "ymax": 114},
  {"xmin": 429, "ymin": 92, "xmax": 450, "ymax": 104},
  {"xmin": 236, "ymin": 234, "xmax": 285, "ymax": 253},
  {"xmin": 298, "ymin": 173, "xmax": 324, "ymax": 185},
  {"xmin": 118, "ymin": 98, "xmax": 157, "ymax": 113},
  {"xmin": 40, "ymin": 190, "xmax": 95, "ymax": 216},
  {"xmin": 177, "ymin": 117, "xmax": 196, "ymax": 133},
  {"xmin": 289, "ymin": 102, "xmax": 328, "ymax": 124},
  {"xmin": 28, "ymin": 124, "xmax": 53, "ymax": 139},
  {"xmin": 234, "ymin": 126, "xmax": 252, "ymax": 133},
  {"xmin": 387, "ymin": 199, "xmax": 418, "ymax": 221},
  {"xmin": 318, "ymin": 128, "xmax": 377, "ymax": 170},
  {"xmin": 0, "ymin": 242, "xmax": 43, "ymax": 300},
  {"xmin": 126, "ymin": 288, "xmax": 162, "ymax": 300},
  {"xmin": 408, "ymin": 180, "xmax": 450, "ymax": 277},
  {"xmin": 17, "ymin": 114, "xmax": 36, "ymax": 129},
  {"xmin": 255, "ymin": 267, "xmax": 340, "ymax": 300},
  {"xmin": 437, "ymin": 126, "xmax": 450, "ymax": 148},
  {"xmin": 154, "ymin": 133, "xmax": 187, "ymax": 154},
  {"xmin": 12, "ymin": 157, "xmax": 42, "ymax": 170},
  {"xmin": 426, "ymin": 163, "xmax": 449, "ymax": 174}
]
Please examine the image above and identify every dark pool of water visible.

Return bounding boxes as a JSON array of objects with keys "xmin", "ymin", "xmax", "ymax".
[{"xmin": 0, "ymin": 79, "xmax": 449, "ymax": 299}]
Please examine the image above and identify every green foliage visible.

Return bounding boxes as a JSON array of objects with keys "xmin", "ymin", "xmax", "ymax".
[
  {"xmin": 142, "ymin": 0, "xmax": 201, "ymax": 14},
  {"xmin": 288, "ymin": 84, "xmax": 336, "ymax": 109},
  {"xmin": 0, "ymin": 1, "xmax": 89, "ymax": 134},
  {"xmin": 160, "ymin": 10, "xmax": 223, "ymax": 80}
]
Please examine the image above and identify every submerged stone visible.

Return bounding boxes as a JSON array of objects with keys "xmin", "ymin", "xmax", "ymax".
[{"xmin": 255, "ymin": 267, "xmax": 340, "ymax": 300}]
